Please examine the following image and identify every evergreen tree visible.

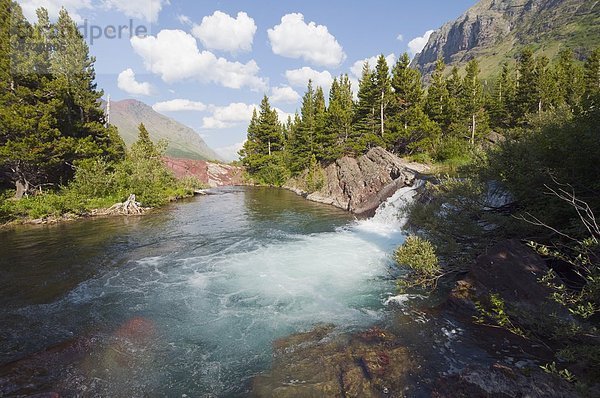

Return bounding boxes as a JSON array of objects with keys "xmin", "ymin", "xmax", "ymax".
[
  {"xmin": 388, "ymin": 53, "xmax": 423, "ymax": 132},
  {"xmin": 445, "ymin": 66, "xmax": 463, "ymax": 127},
  {"xmin": 239, "ymin": 97, "xmax": 283, "ymax": 175},
  {"xmin": 313, "ymin": 86, "xmax": 328, "ymax": 160},
  {"xmin": 0, "ymin": 4, "xmax": 124, "ymax": 198},
  {"xmin": 239, "ymin": 109, "xmax": 259, "ymax": 170},
  {"xmin": 534, "ymin": 55, "xmax": 558, "ymax": 114},
  {"xmin": 374, "ymin": 54, "xmax": 392, "ymax": 138},
  {"xmin": 583, "ymin": 48, "xmax": 600, "ymax": 110},
  {"xmin": 424, "ymin": 59, "xmax": 449, "ymax": 127},
  {"xmin": 325, "ymin": 75, "xmax": 354, "ymax": 160},
  {"xmin": 386, "ymin": 53, "xmax": 436, "ymax": 154},
  {"xmin": 130, "ymin": 123, "xmax": 161, "ymax": 160},
  {"xmin": 461, "ymin": 59, "xmax": 484, "ymax": 145},
  {"xmin": 353, "ymin": 62, "xmax": 381, "ymax": 152},
  {"xmin": 257, "ymin": 95, "xmax": 283, "ymax": 155},
  {"xmin": 0, "ymin": 3, "xmax": 69, "ymax": 197},
  {"xmin": 555, "ymin": 49, "xmax": 585, "ymax": 113},
  {"xmin": 289, "ymin": 81, "xmax": 317, "ymax": 172},
  {"xmin": 514, "ymin": 48, "xmax": 538, "ymax": 122},
  {"xmin": 488, "ymin": 62, "xmax": 516, "ymax": 129}
]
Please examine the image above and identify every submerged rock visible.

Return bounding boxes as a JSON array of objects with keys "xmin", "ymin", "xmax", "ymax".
[
  {"xmin": 252, "ymin": 325, "xmax": 421, "ymax": 397},
  {"xmin": 285, "ymin": 147, "xmax": 429, "ymax": 215},
  {"xmin": 0, "ymin": 316, "xmax": 158, "ymax": 397}
]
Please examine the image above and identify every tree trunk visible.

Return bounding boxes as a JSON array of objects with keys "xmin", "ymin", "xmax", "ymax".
[
  {"xmin": 380, "ymin": 91, "xmax": 384, "ymax": 137},
  {"xmin": 268, "ymin": 140, "xmax": 271, "ymax": 156},
  {"xmin": 11, "ymin": 162, "xmax": 31, "ymax": 200},
  {"xmin": 14, "ymin": 179, "xmax": 29, "ymax": 200},
  {"xmin": 471, "ymin": 113, "xmax": 476, "ymax": 146}
]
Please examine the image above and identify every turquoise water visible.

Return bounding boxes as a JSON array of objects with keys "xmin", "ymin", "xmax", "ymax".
[{"xmin": 0, "ymin": 186, "xmax": 413, "ymax": 396}]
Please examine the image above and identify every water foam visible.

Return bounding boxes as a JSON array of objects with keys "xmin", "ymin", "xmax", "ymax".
[{"xmin": 8, "ymin": 184, "xmax": 423, "ymax": 396}]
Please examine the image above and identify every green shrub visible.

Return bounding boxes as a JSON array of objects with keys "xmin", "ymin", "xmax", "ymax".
[
  {"xmin": 434, "ymin": 136, "xmax": 472, "ymax": 164},
  {"xmin": 409, "ymin": 152, "xmax": 432, "ymax": 164},
  {"xmin": 67, "ymin": 159, "xmax": 117, "ymax": 198},
  {"xmin": 395, "ymin": 236, "xmax": 441, "ymax": 288}
]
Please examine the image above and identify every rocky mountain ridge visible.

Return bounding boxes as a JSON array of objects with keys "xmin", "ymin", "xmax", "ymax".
[
  {"xmin": 412, "ymin": 0, "xmax": 600, "ymax": 80},
  {"xmin": 105, "ymin": 99, "xmax": 222, "ymax": 162}
]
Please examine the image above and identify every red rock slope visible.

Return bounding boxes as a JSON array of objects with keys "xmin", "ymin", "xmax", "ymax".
[{"xmin": 163, "ymin": 157, "xmax": 244, "ymax": 187}]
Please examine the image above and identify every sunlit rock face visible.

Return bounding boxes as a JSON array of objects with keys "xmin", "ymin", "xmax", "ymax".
[{"xmin": 285, "ymin": 147, "xmax": 429, "ymax": 215}]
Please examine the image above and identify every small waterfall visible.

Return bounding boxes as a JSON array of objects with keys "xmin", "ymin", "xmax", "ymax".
[{"xmin": 355, "ymin": 180, "xmax": 423, "ymax": 237}]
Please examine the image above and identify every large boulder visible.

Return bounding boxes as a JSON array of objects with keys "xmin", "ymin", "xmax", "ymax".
[
  {"xmin": 285, "ymin": 147, "xmax": 429, "ymax": 215},
  {"xmin": 446, "ymin": 239, "xmax": 570, "ymax": 331}
]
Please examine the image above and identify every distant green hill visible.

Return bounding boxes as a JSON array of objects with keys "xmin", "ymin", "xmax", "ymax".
[
  {"xmin": 104, "ymin": 99, "xmax": 222, "ymax": 162},
  {"xmin": 412, "ymin": 0, "xmax": 600, "ymax": 80}
]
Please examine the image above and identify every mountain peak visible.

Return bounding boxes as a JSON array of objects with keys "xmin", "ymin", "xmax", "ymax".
[
  {"xmin": 107, "ymin": 99, "xmax": 222, "ymax": 162},
  {"xmin": 412, "ymin": 0, "xmax": 600, "ymax": 80}
]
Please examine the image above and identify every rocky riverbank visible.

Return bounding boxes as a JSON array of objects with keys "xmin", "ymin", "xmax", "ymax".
[
  {"xmin": 252, "ymin": 239, "xmax": 584, "ymax": 397},
  {"xmin": 284, "ymin": 147, "xmax": 430, "ymax": 215}
]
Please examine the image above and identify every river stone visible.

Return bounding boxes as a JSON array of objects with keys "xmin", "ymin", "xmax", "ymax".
[
  {"xmin": 252, "ymin": 325, "xmax": 421, "ymax": 397},
  {"xmin": 285, "ymin": 147, "xmax": 429, "ymax": 215}
]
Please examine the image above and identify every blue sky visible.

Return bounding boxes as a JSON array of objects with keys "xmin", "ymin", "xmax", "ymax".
[{"xmin": 18, "ymin": 0, "xmax": 477, "ymax": 160}]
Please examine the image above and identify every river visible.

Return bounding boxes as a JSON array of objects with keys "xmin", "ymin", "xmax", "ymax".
[{"xmin": 0, "ymin": 186, "xmax": 420, "ymax": 396}]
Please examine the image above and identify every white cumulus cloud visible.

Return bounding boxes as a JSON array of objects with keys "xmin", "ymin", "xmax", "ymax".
[
  {"xmin": 22, "ymin": 0, "xmax": 168, "ymax": 23},
  {"xmin": 268, "ymin": 13, "xmax": 346, "ymax": 67},
  {"xmin": 215, "ymin": 141, "xmax": 245, "ymax": 162},
  {"xmin": 285, "ymin": 67, "xmax": 333, "ymax": 92},
  {"xmin": 117, "ymin": 68, "xmax": 153, "ymax": 96},
  {"xmin": 202, "ymin": 103, "xmax": 257, "ymax": 129},
  {"xmin": 349, "ymin": 53, "xmax": 396, "ymax": 78},
  {"xmin": 20, "ymin": 0, "xmax": 92, "ymax": 22},
  {"xmin": 192, "ymin": 11, "xmax": 256, "ymax": 54},
  {"xmin": 103, "ymin": 0, "xmax": 168, "ymax": 23},
  {"xmin": 397, "ymin": 34, "xmax": 404, "ymax": 41},
  {"xmin": 130, "ymin": 29, "xmax": 267, "ymax": 90},
  {"xmin": 152, "ymin": 99, "xmax": 207, "ymax": 112},
  {"xmin": 273, "ymin": 107, "xmax": 294, "ymax": 123},
  {"xmin": 270, "ymin": 85, "xmax": 300, "ymax": 104},
  {"xmin": 408, "ymin": 30, "xmax": 434, "ymax": 57}
]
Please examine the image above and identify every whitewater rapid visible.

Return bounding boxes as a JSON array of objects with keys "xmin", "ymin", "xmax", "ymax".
[{"xmin": 0, "ymin": 184, "xmax": 421, "ymax": 396}]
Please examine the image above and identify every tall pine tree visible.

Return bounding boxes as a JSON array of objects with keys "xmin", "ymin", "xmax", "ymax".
[
  {"xmin": 555, "ymin": 49, "xmax": 585, "ymax": 113},
  {"xmin": 583, "ymin": 48, "xmax": 600, "ymax": 110},
  {"xmin": 461, "ymin": 59, "xmax": 484, "ymax": 145},
  {"xmin": 514, "ymin": 48, "xmax": 538, "ymax": 122},
  {"xmin": 0, "ymin": 3, "xmax": 124, "ymax": 198},
  {"xmin": 374, "ymin": 54, "xmax": 392, "ymax": 138},
  {"xmin": 386, "ymin": 53, "xmax": 436, "ymax": 154},
  {"xmin": 353, "ymin": 62, "xmax": 381, "ymax": 153},
  {"xmin": 325, "ymin": 75, "xmax": 354, "ymax": 160},
  {"xmin": 488, "ymin": 62, "xmax": 516, "ymax": 130},
  {"xmin": 424, "ymin": 59, "xmax": 449, "ymax": 128}
]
